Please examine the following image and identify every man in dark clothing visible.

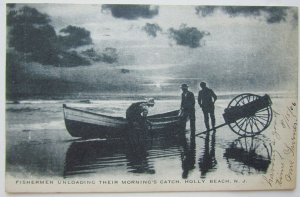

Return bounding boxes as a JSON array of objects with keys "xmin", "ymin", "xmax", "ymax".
[
  {"xmin": 180, "ymin": 84, "xmax": 196, "ymax": 132},
  {"xmin": 198, "ymin": 82, "xmax": 217, "ymax": 130},
  {"xmin": 126, "ymin": 98, "xmax": 155, "ymax": 130}
]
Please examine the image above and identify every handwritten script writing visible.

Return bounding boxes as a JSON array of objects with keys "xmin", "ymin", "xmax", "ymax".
[{"xmin": 262, "ymin": 102, "xmax": 297, "ymax": 188}]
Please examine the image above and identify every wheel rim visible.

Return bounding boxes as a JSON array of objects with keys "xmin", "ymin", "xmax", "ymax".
[{"xmin": 227, "ymin": 94, "xmax": 273, "ymax": 137}]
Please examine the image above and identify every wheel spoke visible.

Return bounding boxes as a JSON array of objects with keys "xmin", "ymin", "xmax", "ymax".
[
  {"xmin": 252, "ymin": 116, "xmax": 266, "ymax": 127},
  {"xmin": 252, "ymin": 118, "xmax": 257, "ymax": 133},
  {"xmin": 244, "ymin": 118, "xmax": 251, "ymax": 131},
  {"xmin": 241, "ymin": 99, "xmax": 246, "ymax": 105},
  {"xmin": 247, "ymin": 118, "xmax": 252, "ymax": 132},
  {"xmin": 253, "ymin": 118, "xmax": 261, "ymax": 132},
  {"xmin": 244, "ymin": 118, "xmax": 251, "ymax": 132},
  {"xmin": 236, "ymin": 125, "xmax": 242, "ymax": 135},
  {"xmin": 256, "ymin": 115, "xmax": 268, "ymax": 121},
  {"xmin": 256, "ymin": 108, "xmax": 269, "ymax": 113},
  {"xmin": 255, "ymin": 115, "xmax": 269, "ymax": 120},
  {"xmin": 252, "ymin": 118, "xmax": 256, "ymax": 132},
  {"xmin": 247, "ymin": 96, "xmax": 250, "ymax": 102},
  {"xmin": 256, "ymin": 109, "xmax": 269, "ymax": 113},
  {"xmin": 232, "ymin": 123, "xmax": 238, "ymax": 128},
  {"xmin": 255, "ymin": 117, "xmax": 269, "ymax": 123},
  {"xmin": 255, "ymin": 114, "xmax": 269, "ymax": 119},
  {"xmin": 249, "ymin": 118, "xmax": 254, "ymax": 133},
  {"xmin": 238, "ymin": 118, "xmax": 248, "ymax": 131},
  {"xmin": 236, "ymin": 117, "xmax": 246, "ymax": 126},
  {"xmin": 236, "ymin": 127, "xmax": 241, "ymax": 134}
]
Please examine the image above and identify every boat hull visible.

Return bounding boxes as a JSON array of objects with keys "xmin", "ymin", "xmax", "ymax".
[
  {"xmin": 63, "ymin": 104, "xmax": 184, "ymax": 139},
  {"xmin": 65, "ymin": 119, "xmax": 128, "ymax": 138}
]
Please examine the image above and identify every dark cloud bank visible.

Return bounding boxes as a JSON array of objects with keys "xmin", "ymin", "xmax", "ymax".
[
  {"xmin": 6, "ymin": 5, "xmax": 119, "ymax": 99},
  {"xmin": 168, "ymin": 24, "xmax": 210, "ymax": 48},
  {"xmin": 195, "ymin": 6, "xmax": 297, "ymax": 24},
  {"xmin": 102, "ymin": 5, "xmax": 159, "ymax": 20},
  {"xmin": 7, "ymin": 5, "xmax": 118, "ymax": 67}
]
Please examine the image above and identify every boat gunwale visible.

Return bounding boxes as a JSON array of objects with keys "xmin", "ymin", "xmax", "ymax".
[
  {"xmin": 63, "ymin": 104, "xmax": 181, "ymax": 121},
  {"xmin": 63, "ymin": 104, "xmax": 126, "ymax": 120}
]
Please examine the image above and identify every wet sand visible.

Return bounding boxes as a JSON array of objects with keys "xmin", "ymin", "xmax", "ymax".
[{"xmin": 5, "ymin": 97, "xmax": 291, "ymax": 180}]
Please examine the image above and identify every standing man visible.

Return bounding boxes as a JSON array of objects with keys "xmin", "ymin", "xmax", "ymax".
[
  {"xmin": 198, "ymin": 82, "xmax": 217, "ymax": 131},
  {"xmin": 180, "ymin": 84, "xmax": 196, "ymax": 133}
]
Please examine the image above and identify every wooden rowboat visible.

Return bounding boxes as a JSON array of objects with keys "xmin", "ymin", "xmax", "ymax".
[{"xmin": 63, "ymin": 104, "xmax": 184, "ymax": 139}]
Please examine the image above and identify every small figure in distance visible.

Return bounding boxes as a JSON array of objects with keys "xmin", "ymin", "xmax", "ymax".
[{"xmin": 198, "ymin": 82, "xmax": 217, "ymax": 131}]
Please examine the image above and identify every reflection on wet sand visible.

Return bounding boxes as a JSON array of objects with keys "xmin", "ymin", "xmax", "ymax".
[
  {"xmin": 63, "ymin": 129, "xmax": 186, "ymax": 177},
  {"xmin": 125, "ymin": 131, "xmax": 155, "ymax": 174},
  {"xmin": 64, "ymin": 139, "xmax": 128, "ymax": 177},
  {"xmin": 198, "ymin": 130, "xmax": 217, "ymax": 178},
  {"xmin": 180, "ymin": 133, "xmax": 196, "ymax": 179},
  {"xmin": 64, "ymin": 129, "xmax": 272, "ymax": 178},
  {"xmin": 224, "ymin": 136, "xmax": 272, "ymax": 175}
]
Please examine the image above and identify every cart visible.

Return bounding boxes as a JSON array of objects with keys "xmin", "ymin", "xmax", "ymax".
[{"xmin": 196, "ymin": 93, "xmax": 273, "ymax": 137}]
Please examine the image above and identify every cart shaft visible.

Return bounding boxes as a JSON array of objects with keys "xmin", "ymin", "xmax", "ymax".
[{"xmin": 195, "ymin": 123, "xmax": 227, "ymax": 136}]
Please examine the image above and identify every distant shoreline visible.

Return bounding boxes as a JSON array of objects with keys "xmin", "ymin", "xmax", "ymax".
[{"xmin": 6, "ymin": 91, "xmax": 295, "ymax": 103}]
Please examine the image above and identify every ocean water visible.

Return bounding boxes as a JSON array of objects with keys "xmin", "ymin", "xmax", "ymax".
[{"xmin": 5, "ymin": 97, "xmax": 285, "ymax": 180}]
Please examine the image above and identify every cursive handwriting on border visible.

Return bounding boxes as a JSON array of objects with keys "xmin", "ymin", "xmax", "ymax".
[{"xmin": 262, "ymin": 102, "xmax": 297, "ymax": 188}]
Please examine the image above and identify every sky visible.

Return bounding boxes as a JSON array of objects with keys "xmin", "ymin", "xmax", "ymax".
[{"xmin": 7, "ymin": 4, "xmax": 299, "ymax": 97}]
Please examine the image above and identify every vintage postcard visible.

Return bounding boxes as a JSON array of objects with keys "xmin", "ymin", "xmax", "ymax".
[{"xmin": 4, "ymin": 1, "xmax": 298, "ymax": 193}]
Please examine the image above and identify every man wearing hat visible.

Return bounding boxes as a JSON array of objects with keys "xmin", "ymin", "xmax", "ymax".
[
  {"xmin": 126, "ymin": 98, "xmax": 155, "ymax": 129},
  {"xmin": 180, "ymin": 84, "xmax": 196, "ymax": 133},
  {"xmin": 198, "ymin": 82, "xmax": 217, "ymax": 130}
]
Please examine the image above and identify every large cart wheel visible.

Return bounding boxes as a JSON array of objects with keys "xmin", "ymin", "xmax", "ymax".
[{"xmin": 227, "ymin": 94, "xmax": 273, "ymax": 137}]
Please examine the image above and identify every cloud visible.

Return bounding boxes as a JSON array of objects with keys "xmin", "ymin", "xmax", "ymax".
[
  {"xmin": 142, "ymin": 23, "xmax": 162, "ymax": 37},
  {"xmin": 81, "ymin": 47, "xmax": 118, "ymax": 64},
  {"xmin": 221, "ymin": 6, "xmax": 263, "ymax": 17},
  {"xmin": 58, "ymin": 25, "xmax": 93, "ymax": 49},
  {"xmin": 195, "ymin": 6, "xmax": 216, "ymax": 17},
  {"xmin": 223, "ymin": 7, "xmax": 288, "ymax": 24},
  {"xmin": 101, "ymin": 5, "xmax": 159, "ymax": 20},
  {"xmin": 7, "ymin": 6, "xmax": 95, "ymax": 67},
  {"xmin": 195, "ymin": 6, "xmax": 292, "ymax": 24},
  {"xmin": 168, "ymin": 24, "xmax": 210, "ymax": 48}
]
